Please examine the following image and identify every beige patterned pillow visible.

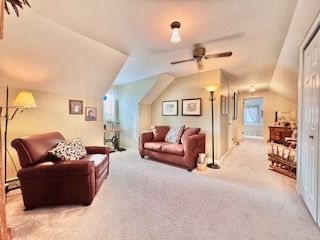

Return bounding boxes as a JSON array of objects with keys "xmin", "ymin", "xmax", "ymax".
[{"xmin": 165, "ymin": 126, "xmax": 185, "ymax": 144}]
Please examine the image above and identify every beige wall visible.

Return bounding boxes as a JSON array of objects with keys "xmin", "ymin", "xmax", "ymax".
[
  {"xmin": 151, "ymin": 69, "xmax": 229, "ymax": 160},
  {"xmin": 2, "ymin": 86, "xmax": 104, "ymax": 179},
  {"xmin": 237, "ymin": 90, "xmax": 297, "ymax": 142},
  {"xmin": 118, "ymin": 76, "xmax": 158, "ymax": 149},
  {"xmin": 139, "ymin": 104, "xmax": 152, "ymax": 132}
]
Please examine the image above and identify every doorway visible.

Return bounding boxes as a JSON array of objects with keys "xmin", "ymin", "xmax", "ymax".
[{"xmin": 243, "ymin": 97, "xmax": 264, "ymax": 139}]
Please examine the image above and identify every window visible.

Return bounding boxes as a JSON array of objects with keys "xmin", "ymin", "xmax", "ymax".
[
  {"xmin": 104, "ymin": 93, "xmax": 115, "ymax": 121},
  {"xmin": 244, "ymin": 104, "xmax": 262, "ymax": 124}
]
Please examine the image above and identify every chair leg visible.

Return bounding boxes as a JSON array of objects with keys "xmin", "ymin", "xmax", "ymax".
[{"xmin": 140, "ymin": 154, "xmax": 145, "ymax": 158}]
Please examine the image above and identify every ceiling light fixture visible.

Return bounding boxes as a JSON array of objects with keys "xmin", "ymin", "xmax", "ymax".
[
  {"xmin": 170, "ymin": 21, "xmax": 181, "ymax": 43},
  {"xmin": 249, "ymin": 86, "xmax": 256, "ymax": 93}
]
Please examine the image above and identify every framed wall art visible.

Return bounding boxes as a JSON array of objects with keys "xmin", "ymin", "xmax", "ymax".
[
  {"xmin": 85, "ymin": 107, "xmax": 97, "ymax": 121},
  {"xmin": 182, "ymin": 98, "xmax": 201, "ymax": 116},
  {"xmin": 221, "ymin": 95, "xmax": 228, "ymax": 115},
  {"xmin": 69, "ymin": 100, "xmax": 83, "ymax": 114},
  {"xmin": 233, "ymin": 92, "xmax": 238, "ymax": 120},
  {"xmin": 162, "ymin": 100, "xmax": 178, "ymax": 116}
]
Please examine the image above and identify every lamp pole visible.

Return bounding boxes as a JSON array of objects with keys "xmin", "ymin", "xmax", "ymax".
[{"xmin": 207, "ymin": 91, "xmax": 220, "ymax": 169}]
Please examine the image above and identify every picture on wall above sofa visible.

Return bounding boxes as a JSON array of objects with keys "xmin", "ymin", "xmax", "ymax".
[
  {"xmin": 182, "ymin": 98, "xmax": 201, "ymax": 116},
  {"xmin": 162, "ymin": 100, "xmax": 178, "ymax": 116}
]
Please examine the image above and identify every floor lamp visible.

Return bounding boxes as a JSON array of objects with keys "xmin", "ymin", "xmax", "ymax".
[
  {"xmin": 204, "ymin": 84, "xmax": 221, "ymax": 169},
  {"xmin": 0, "ymin": 86, "xmax": 37, "ymax": 192}
]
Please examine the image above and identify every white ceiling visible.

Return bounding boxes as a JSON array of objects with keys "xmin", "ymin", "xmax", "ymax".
[
  {"xmin": 28, "ymin": 0, "xmax": 298, "ymax": 93},
  {"xmin": 270, "ymin": 0, "xmax": 320, "ymax": 102},
  {"xmin": 0, "ymin": 8, "xmax": 127, "ymax": 97}
]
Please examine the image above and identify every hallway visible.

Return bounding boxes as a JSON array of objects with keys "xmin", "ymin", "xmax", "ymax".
[{"xmin": 201, "ymin": 139, "xmax": 295, "ymax": 191}]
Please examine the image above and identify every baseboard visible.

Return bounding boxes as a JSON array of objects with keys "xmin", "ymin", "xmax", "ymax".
[{"xmin": 219, "ymin": 146, "xmax": 234, "ymax": 165}]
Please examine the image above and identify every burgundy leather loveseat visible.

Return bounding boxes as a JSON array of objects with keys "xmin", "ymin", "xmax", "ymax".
[
  {"xmin": 139, "ymin": 126, "xmax": 205, "ymax": 171},
  {"xmin": 12, "ymin": 132, "xmax": 110, "ymax": 210}
]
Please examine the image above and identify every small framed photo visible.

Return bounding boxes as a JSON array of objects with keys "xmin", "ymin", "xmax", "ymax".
[
  {"xmin": 85, "ymin": 107, "xmax": 97, "ymax": 121},
  {"xmin": 162, "ymin": 100, "xmax": 178, "ymax": 116},
  {"xmin": 182, "ymin": 98, "xmax": 202, "ymax": 116},
  {"xmin": 69, "ymin": 100, "xmax": 83, "ymax": 114}
]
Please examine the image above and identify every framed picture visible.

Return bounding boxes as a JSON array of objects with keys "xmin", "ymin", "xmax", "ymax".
[
  {"xmin": 233, "ymin": 92, "xmax": 238, "ymax": 120},
  {"xmin": 182, "ymin": 98, "xmax": 201, "ymax": 116},
  {"xmin": 162, "ymin": 100, "xmax": 178, "ymax": 116},
  {"xmin": 221, "ymin": 95, "xmax": 228, "ymax": 115},
  {"xmin": 69, "ymin": 100, "xmax": 83, "ymax": 114},
  {"xmin": 85, "ymin": 107, "xmax": 97, "ymax": 121}
]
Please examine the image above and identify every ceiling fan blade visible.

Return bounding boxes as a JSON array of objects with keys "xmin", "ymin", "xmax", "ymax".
[
  {"xmin": 171, "ymin": 59, "xmax": 194, "ymax": 65},
  {"xmin": 197, "ymin": 61, "xmax": 203, "ymax": 70},
  {"xmin": 204, "ymin": 51, "xmax": 233, "ymax": 59}
]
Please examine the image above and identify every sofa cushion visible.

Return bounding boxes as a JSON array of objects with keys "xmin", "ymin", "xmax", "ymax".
[
  {"xmin": 181, "ymin": 128, "xmax": 201, "ymax": 144},
  {"xmin": 81, "ymin": 154, "xmax": 109, "ymax": 178},
  {"xmin": 161, "ymin": 144, "xmax": 184, "ymax": 156},
  {"xmin": 165, "ymin": 126, "xmax": 185, "ymax": 144},
  {"xmin": 144, "ymin": 142, "xmax": 167, "ymax": 152},
  {"xmin": 151, "ymin": 126, "xmax": 170, "ymax": 142}
]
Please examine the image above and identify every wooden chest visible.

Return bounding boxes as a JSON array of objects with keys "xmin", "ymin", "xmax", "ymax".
[{"xmin": 269, "ymin": 126, "xmax": 292, "ymax": 144}]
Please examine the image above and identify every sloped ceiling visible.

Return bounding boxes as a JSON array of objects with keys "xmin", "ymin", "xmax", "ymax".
[
  {"xmin": 0, "ymin": 9, "xmax": 127, "ymax": 97},
  {"xmin": 29, "ymin": 0, "xmax": 297, "ymax": 93},
  {"xmin": 270, "ymin": 0, "xmax": 320, "ymax": 102}
]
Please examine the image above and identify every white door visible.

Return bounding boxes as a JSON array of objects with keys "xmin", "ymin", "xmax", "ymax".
[{"xmin": 301, "ymin": 28, "xmax": 320, "ymax": 222}]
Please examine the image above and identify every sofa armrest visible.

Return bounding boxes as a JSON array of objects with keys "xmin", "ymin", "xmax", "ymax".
[
  {"xmin": 85, "ymin": 146, "xmax": 110, "ymax": 155},
  {"xmin": 17, "ymin": 160, "xmax": 95, "ymax": 180},
  {"xmin": 139, "ymin": 131, "xmax": 153, "ymax": 152},
  {"xmin": 183, "ymin": 133, "xmax": 205, "ymax": 170}
]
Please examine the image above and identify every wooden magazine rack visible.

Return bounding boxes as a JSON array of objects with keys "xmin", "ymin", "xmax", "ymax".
[{"xmin": 268, "ymin": 144, "xmax": 296, "ymax": 179}]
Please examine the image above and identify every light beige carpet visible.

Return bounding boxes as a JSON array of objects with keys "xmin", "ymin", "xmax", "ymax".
[{"xmin": 6, "ymin": 139, "xmax": 320, "ymax": 240}]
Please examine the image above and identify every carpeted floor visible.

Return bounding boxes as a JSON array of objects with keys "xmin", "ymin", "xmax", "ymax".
[{"xmin": 6, "ymin": 139, "xmax": 320, "ymax": 240}]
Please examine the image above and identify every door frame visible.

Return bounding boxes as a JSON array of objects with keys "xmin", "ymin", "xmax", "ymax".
[
  {"xmin": 242, "ymin": 96, "xmax": 265, "ymax": 139},
  {"xmin": 240, "ymin": 95, "xmax": 266, "ymax": 141},
  {"xmin": 297, "ymin": 12, "xmax": 320, "ymax": 196}
]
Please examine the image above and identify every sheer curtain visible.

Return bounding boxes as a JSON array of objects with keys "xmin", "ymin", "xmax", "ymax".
[{"xmin": 244, "ymin": 104, "xmax": 261, "ymax": 124}]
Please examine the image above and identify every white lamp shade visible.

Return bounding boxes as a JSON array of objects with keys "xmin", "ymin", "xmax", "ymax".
[
  {"xmin": 204, "ymin": 84, "xmax": 221, "ymax": 92},
  {"xmin": 170, "ymin": 27, "xmax": 181, "ymax": 43},
  {"xmin": 12, "ymin": 91, "xmax": 37, "ymax": 108}
]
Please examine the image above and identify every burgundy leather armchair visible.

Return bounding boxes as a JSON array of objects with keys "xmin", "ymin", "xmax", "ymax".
[{"xmin": 11, "ymin": 132, "xmax": 110, "ymax": 210}]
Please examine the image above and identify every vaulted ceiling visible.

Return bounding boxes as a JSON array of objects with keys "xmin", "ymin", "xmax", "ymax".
[{"xmin": 1, "ymin": 0, "xmax": 315, "ymax": 100}]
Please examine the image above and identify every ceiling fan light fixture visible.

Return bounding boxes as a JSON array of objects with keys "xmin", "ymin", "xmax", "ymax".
[
  {"xmin": 249, "ymin": 86, "xmax": 256, "ymax": 93},
  {"xmin": 170, "ymin": 21, "xmax": 181, "ymax": 43}
]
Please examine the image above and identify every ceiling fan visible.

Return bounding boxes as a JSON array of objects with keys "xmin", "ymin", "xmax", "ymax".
[{"xmin": 171, "ymin": 44, "xmax": 232, "ymax": 70}]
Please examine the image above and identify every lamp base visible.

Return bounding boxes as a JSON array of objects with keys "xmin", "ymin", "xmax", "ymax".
[{"xmin": 207, "ymin": 163, "xmax": 220, "ymax": 169}]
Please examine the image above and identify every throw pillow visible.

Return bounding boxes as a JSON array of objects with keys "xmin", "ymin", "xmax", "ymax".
[
  {"xmin": 165, "ymin": 126, "xmax": 185, "ymax": 144},
  {"xmin": 151, "ymin": 125, "xmax": 170, "ymax": 142},
  {"xmin": 69, "ymin": 138, "xmax": 87, "ymax": 158},
  {"xmin": 49, "ymin": 138, "xmax": 87, "ymax": 160},
  {"xmin": 181, "ymin": 127, "xmax": 201, "ymax": 144}
]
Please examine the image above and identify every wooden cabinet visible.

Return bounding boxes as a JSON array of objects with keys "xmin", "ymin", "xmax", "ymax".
[{"xmin": 269, "ymin": 126, "xmax": 292, "ymax": 144}]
